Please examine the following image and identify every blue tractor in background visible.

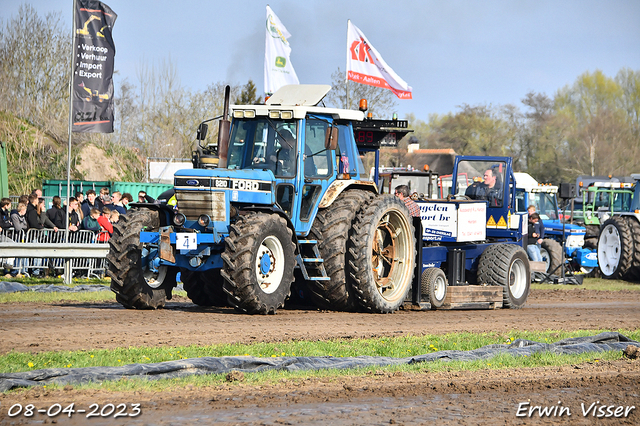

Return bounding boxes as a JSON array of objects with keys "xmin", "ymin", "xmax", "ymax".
[
  {"xmin": 107, "ymin": 85, "xmax": 531, "ymax": 314},
  {"xmin": 514, "ymin": 173, "xmax": 597, "ymax": 275}
]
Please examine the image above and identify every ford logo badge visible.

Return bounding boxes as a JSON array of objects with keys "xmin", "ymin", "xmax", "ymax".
[{"xmin": 186, "ymin": 179, "xmax": 199, "ymax": 186}]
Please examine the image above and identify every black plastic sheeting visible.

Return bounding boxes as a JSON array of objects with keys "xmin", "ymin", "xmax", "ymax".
[
  {"xmin": 1, "ymin": 332, "xmax": 637, "ymax": 392},
  {"xmin": 0, "ymin": 282, "xmax": 186, "ymax": 293},
  {"xmin": 0, "ymin": 282, "xmax": 110, "ymax": 293}
]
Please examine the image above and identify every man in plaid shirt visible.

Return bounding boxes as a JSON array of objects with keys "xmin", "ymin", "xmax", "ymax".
[{"xmin": 394, "ymin": 185, "xmax": 421, "ymax": 217}]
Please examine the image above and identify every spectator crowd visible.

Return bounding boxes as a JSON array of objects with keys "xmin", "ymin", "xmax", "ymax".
[{"xmin": 0, "ymin": 187, "xmax": 155, "ymax": 277}]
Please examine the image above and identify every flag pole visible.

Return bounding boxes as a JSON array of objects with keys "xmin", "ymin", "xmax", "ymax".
[
  {"xmin": 66, "ymin": 0, "xmax": 77, "ymax": 243},
  {"xmin": 63, "ymin": 0, "xmax": 77, "ymax": 283},
  {"xmin": 345, "ymin": 20, "xmax": 350, "ymax": 109}
]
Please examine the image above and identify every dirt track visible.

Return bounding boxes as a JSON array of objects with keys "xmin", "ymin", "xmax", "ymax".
[
  {"xmin": 1, "ymin": 289, "xmax": 639, "ymax": 355},
  {"xmin": 1, "ymin": 288, "xmax": 639, "ymax": 424}
]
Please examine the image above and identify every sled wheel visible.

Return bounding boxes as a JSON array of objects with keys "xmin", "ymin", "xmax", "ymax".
[
  {"xmin": 421, "ymin": 267, "xmax": 448, "ymax": 309},
  {"xmin": 478, "ymin": 244, "xmax": 530, "ymax": 309}
]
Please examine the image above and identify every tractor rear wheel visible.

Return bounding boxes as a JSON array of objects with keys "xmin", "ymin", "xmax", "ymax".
[
  {"xmin": 307, "ymin": 189, "xmax": 373, "ymax": 311},
  {"xmin": 540, "ymin": 238, "xmax": 563, "ymax": 275},
  {"xmin": 623, "ymin": 217, "xmax": 640, "ymax": 281},
  {"xmin": 598, "ymin": 216, "xmax": 633, "ymax": 279},
  {"xmin": 107, "ymin": 208, "xmax": 177, "ymax": 309},
  {"xmin": 180, "ymin": 268, "xmax": 228, "ymax": 307},
  {"xmin": 477, "ymin": 244, "xmax": 530, "ymax": 309},
  {"xmin": 221, "ymin": 213, "xmax": 296, "ymax": 314},
  {"xmin": 348, "ymin": 195, "xmax": 416, "ymax": 313},
  {"xmin": 421, "ymin": 267, "xmax": 448, "ymax": 309}
]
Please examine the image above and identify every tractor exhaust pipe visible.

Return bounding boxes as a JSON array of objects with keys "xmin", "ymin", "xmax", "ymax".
[{"xmin": 217, "ymin": 85, "xmax": 231, "ymax": 169}]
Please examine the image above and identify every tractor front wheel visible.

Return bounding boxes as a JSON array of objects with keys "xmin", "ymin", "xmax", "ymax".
[
  {"xmin": 540, "ymin": 238, "xmax": 563, "ymax": 275},
  {"xmin": 221, "ymin": 213, "xmax": 296, "ymax": 314},
  {"xmin": 180, "ymin": 268, "xmax": 228, "ymax": 307},
  {"xmin": 107, "ymin": 208, "xmax": 177, "ymax": 309}
]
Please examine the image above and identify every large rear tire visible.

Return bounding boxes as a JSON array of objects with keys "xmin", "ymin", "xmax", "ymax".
[
  {"xmin": 107, "ymin": 208, "xmax": 177, "ymax": 309},
  {"xmin": 221, "ymin": 213, "xmax": 296, "ymax": 314},
  {"xmin": 540, "ymin": 238, "xmax": 563, "ymax": 275},
  {"xmin": 181, "ymin": 268, "xmax": 228, "ymax": 307},
  {"xmin": 623, "ymin": 217, "xmax": 640, "ymax": 281},
  {"xmin": 307, "ymin": 189, "xmax": 373, "ymax": 311},
  {"xmin": 477, "ymin": 244, "xmax": 530, "ymax": 309},
  {"xmin": 348, "ymin": 195, "xmax": 416, "ymax": 313},
  {"xmin": 598, "ymin": 216, "xmax": 633, "ymax": 279}
]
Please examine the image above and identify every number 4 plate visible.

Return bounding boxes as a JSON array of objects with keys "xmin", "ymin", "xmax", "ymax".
[{"xmin": 176, "ymin": 233, "xmax": 197, "ymax": 251}]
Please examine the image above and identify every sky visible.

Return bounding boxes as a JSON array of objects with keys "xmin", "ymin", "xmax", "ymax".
[{"xmin": 1, "ymin": 0, "xmax": 640, "ymax": 122}]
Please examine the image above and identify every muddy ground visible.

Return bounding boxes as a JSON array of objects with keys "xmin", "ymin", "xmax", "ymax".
[{"xmin": 1, "ymin": 288, "xmax": 639, "ymax": 424}]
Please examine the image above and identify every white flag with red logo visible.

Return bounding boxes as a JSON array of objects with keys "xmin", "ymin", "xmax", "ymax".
[
  {"xmin": 346, "ymin": 20, "xmax": 412, "ymax": 99},
  {"xmin": 264, "ymin": 6, "xmax": 299, "ymax": 96}
]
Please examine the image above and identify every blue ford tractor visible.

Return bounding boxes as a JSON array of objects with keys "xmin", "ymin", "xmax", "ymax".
[
  {"xmin": 107, "ymin": 85, "xmax": 531, "ymax": 313},
  {"xmin": 514, "ymin": 173, "xmax": 598, "ymax": 275}
]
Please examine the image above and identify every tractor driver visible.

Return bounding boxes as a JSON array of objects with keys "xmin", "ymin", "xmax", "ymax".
[
  {"xmin": 464, "ymin": 168, "xmax": 503, "ymax": 207},
  {"xmin": 482, "ymin": 168, "xmax": 502, "ymax": 207},
  {"xmin": 253, "ymin": 127, "xmax": 295, "ymax": 176}
]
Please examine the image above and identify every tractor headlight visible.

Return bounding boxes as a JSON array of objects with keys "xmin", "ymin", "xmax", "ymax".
[
  {"xmin": 565, "ymin": 235, "xmax": 584, "ymax": 248},
  {"xmin": 198, "ymin": 214, "xmax": 211, "ymax": 228},
  {"xmin": 173, "ymin": 213, "xmax": 186, "ymax": 227}
]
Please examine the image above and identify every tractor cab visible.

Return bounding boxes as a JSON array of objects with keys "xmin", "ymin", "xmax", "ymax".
[{"xmin": 451, "ymin": 156, "xmax": 520, "ymax": 237}]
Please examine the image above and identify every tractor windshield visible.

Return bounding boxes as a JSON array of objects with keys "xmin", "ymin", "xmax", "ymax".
[
  {"xmin": 227, "ymin": 118, "xmax": 297, "ymax": 177},
  {"xmin": 454, "ymin": 160, "xmax": 507, "ymax": 207},
  {"xmin": 516, "ymin": 191, "xmax": 558, "ymax": 220}
]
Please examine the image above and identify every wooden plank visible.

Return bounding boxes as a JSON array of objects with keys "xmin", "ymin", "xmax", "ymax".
[
  {"xmin": 529, "ymin": 261, "xmax": 547, "ymax": 273},
  {"xmin": 442, "ymin": 302, "xmax": 502, "ymax": 310},
  {"xmin": 440, "ymin": 285, "xmax": 503, "ymax": 310}
]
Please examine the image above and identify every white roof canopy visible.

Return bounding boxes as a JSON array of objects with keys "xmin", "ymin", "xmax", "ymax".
[{"xmin": 266, "ymin": 84, "xmax": 331, "ymax": 106}]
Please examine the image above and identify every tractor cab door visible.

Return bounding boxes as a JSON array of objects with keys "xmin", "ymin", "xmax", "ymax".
[{"xmin": 290, "ymin": 117, "xmax": 335, "ymax": 236}]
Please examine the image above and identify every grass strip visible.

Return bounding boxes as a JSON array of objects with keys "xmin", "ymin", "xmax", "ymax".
[
  {"xmin": 532, "ymin": 277, "xmax": 640, "ymax": 291},
  {"xmin": 1, "ymin": 276, "xmax": 637, "ymax": 304},
  {"xmin": 2, "ymin": 329, "xmax": 638, "ymax": 374}
]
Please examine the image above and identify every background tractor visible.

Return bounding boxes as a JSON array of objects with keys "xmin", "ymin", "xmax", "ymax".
[
  {"xmin": 596, "ymin": 174, "xmax": 640, "ymax": 282},
  {"xmin": 514, "ymin": 172, "xmax": 597, "ymax": 276}
]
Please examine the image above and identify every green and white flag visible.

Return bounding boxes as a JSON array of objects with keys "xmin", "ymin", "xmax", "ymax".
[{"xmin": 264, "ymin": 5, "xmax": 299, "ymax": 98}]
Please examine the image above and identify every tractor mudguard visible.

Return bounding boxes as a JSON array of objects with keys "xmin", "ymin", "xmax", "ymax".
[
  {"xmin": 126, "ymin": 202, "xmax": 176, "ymax": 227},
  {"xmin": 238, "ymin": 205, "xmax": 299, "ymax": 252},
  {"xmin": 318, "ymin": 180, "xmax": 378, "ymax": 209}
]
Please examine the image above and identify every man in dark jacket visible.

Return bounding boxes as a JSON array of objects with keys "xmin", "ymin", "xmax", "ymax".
[
  {"xmin": 26, "ymin": 194, "xmax": 43, "ymax": 230},
  {"xmin": 81, "ymin": 189, "xmax": 103, "ymax": 218},
  {"xmin": 0, "ymin": 198, "xmax": 13, "ymax": 230},
  {"xmin": 68, "ymin": 198, "xmax": 81, "ymax": 232}
]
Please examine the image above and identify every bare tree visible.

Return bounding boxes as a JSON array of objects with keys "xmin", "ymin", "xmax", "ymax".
[{"xmin": 0, "ymin": 4, "xmax": 70, "ymax": 139}]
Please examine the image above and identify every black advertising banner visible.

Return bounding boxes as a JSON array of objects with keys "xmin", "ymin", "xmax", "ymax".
[{"xmin": 72, "ymin": 0, "xmax": 117, "ymax": 133}]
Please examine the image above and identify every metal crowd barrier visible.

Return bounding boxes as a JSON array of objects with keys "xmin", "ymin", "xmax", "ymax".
[{"xmin": 0, "ymin": 228, "xmax": 110, "ymax": 282}]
